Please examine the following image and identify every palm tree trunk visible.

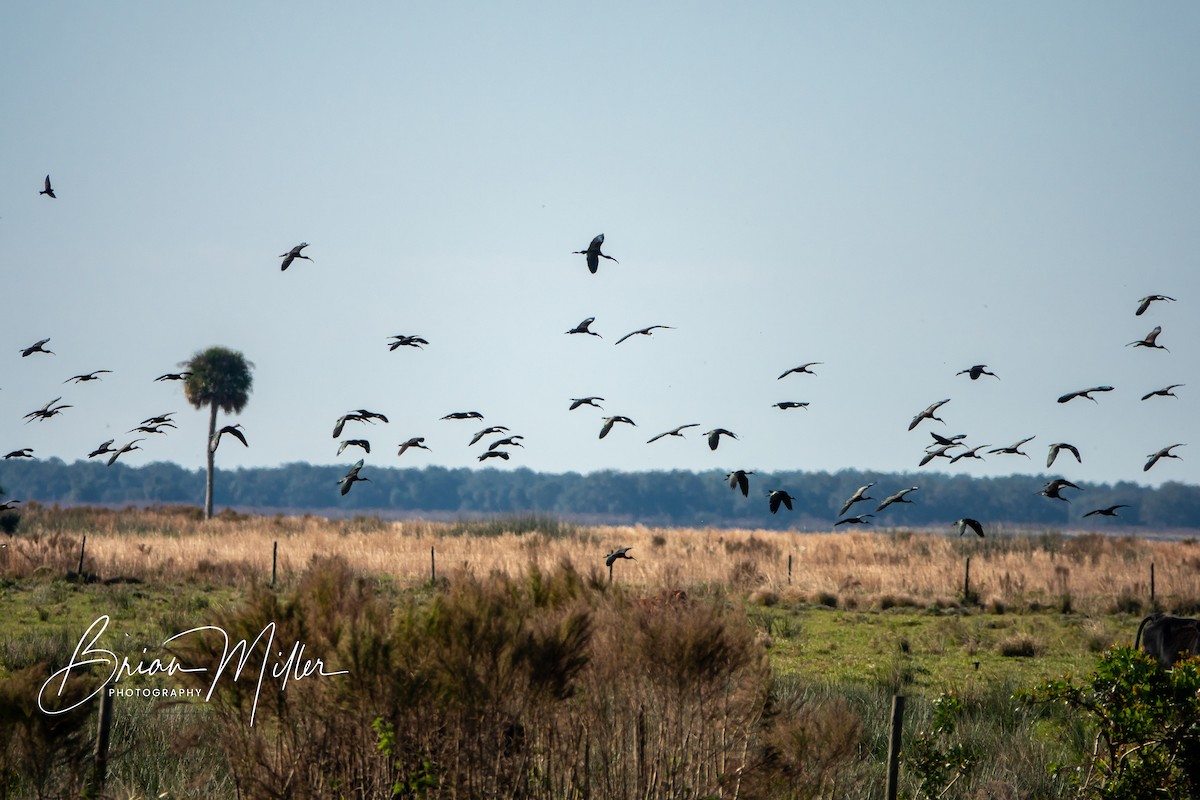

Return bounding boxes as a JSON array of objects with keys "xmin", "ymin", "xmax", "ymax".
[{"xmin": 205, "ymin": 402, "xmax": 217, "ymax": 520}]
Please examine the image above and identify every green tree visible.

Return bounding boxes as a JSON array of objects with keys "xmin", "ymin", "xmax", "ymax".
[{"xmin": 181, "ymin": 346, "xmax": 253, "ymax": 520}]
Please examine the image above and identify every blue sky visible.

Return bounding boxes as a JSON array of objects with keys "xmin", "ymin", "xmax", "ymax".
[{"xmin": 3, "ymin": 3, "xmax": 1198, "ymax": 488}]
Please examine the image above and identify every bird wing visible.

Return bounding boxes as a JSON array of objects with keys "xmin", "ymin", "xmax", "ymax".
[
  {"xmin": 280, "ymin": 254, "xmax": 295, "ymax": 271},
  {"xmin": 769, "ymin": 493, "xmax": 781, "ymax": 514},
  {"xmin": 599, "ymin": 419, "xmax": 615, "ymax": 439},
  {"xmin": 587, "ymin": 252, "xmax": 599, "ymax": 273},
  {"xmin": 614, "ymin": 330, "xmax": 637, "ymax": 345},
  {"xmin": 227, "ymin": 427, "xmax": 249, "ymax": 447}
]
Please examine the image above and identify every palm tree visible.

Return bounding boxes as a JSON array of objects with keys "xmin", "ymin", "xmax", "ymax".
[{"xmin": 181, "ymin": 347, "xmax": 253, "ymax": 519}]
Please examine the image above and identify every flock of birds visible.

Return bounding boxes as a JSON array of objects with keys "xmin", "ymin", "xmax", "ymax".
[{"xmin": 5, "ymin": 179, "xmax": 1190, "ymax": 556}]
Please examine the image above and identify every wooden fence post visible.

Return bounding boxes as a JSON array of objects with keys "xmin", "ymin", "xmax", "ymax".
[
  {"xmin": 787, "ymin": 554, "xmax": 792, "ymax": 585},
  {"xmin": 431, "ymin": 546, "xmax": 436, "ymax": 583},
  {"xmin": 886, "ymin": 694, "xmax": 905, "ymax": 800},
  {"xmin": 1150, "ymin": 562, "xmax": 1156, "ymax": 606},
  {"xmin": 78, "ymin": 535, "xmax": 86, "ymax": 575},
  {"xmin": 963, "ymin": 557, "xmax": 971, "ymax": 601},
  {"xmin": 271, "ymin": 540, "xmax": 278, "ymax": 587},
  {"xmin": 93, "ymin": 689, "xmax": 114, "ymax": 791}
]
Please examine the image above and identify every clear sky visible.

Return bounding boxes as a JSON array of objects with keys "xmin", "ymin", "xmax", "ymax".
[{"xmin": 3, "ymin": 3, "xmax": 1198, "ymax": 489}]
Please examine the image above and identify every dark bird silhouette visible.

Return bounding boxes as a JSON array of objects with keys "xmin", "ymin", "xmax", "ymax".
[
  {"xmin": 615, "ymin": 325, "xmax": 674, "ymax": 345},
  {"xmin": 211, "ymin": 424, "xmax": 248, "ymax": 452},
  {"xmin": 876, "ymin": 487, "xmax": 919, "ymax": 513},
  {"xmin": 23, "ymin": 397, "xmax": 72, "ymax": 422},
  {"xmin": 397, "ymin": 437, "xmax": 431, "ymax": 456},
  {"xmin": 956, "ymin": 518, "xmax": 985, "ymax": 538},
  {"xmin": 605, "ymin": 546, "xmax": 634, "ymax": 567},
  {"xmin": 442, "ymin": 411, "xmax": 484, "ymax": 421},
  {"xmin": 107, "ymin": 439, "xmax": 144, "ymax": 466},
  {"xmin": 835, "ymin": 514, "xmax": 873, "ymax": 526},
  {"xmin": 337, "ymin": 439, "xmax": 370, "ymax": 456},
  {"xmin": 1046, "ymin": 442, "xmax": 1082, "ymax": 469},
  {"xmin": 1039, "ymin": 478, "xmax": 1080, "ymax": 501},
  {"xmin": 388, "ymin": 335, "xmax": 429, "ymax": 351},
  {"xmin": 1136, "ymin": 294, "xmax": 1175, "ymax": 316},
  {"xmin": 0, "ymin": 500, "xmax": 20, "ymax": 511},
  {"xmin": 773, "ymin": 401, "xmax": 810, "ymax": 410},
  {"xmin": 279, "ymin": 242, "xmax": 313, "ymax": 271},
  {"xmin": 569, "ymin": 397, "xmax": 604, "ymax": 411},
  {"xmin": 566, "ymin": 317, "xmax": 602, "ymax": 337},
  {"xmin": 928, "ymin": 432, "xmax": 967, "ymax": 448},
  {"xmin": 726, "ymin": 470, "xmax": 754, "ymax": 497},
  {"xmin": 1145, "ymin": 444, "xmax": 1185, "ymax": 472},
  {"xmin": 40, "ymin": 175, "xmax": 56, "ymax": 198},
  {"xmin": 839, "ymin": 483, "xmax": 876, "ymax": 516},
  {"xmin": 338, "ymin": 459, "xmax": 369, "ymax": 495},
  {"xmin": 949, "ymin": 445, "xmax": 989, "ymax": 464},
  {"xmin": 488, "ymin": 436, "xmax": 525, "ymax": 451},
  {"xmin": 353, "ymin": 409, "xmax": 389, "ymax": 424},
  {"xmin": 65, "ymin": 370, "xmax": 111, "ymax": 383},
  {"xmin": 20, "ymin": 338, "xmax": 54, "ymax": 357},
  {"xmin": 1142, "ymin": 384, "xmax": 1184, "ymax": 401},
  {"xmin": 141, "ymin": 413, "xmax": 176, "ymax": 426},
  {"xmin": 956, "ymin": 364, "xmax": 998, "ymax": 380},
  {"xmin": 469, "ymin": 426, "xmax": 510, "ymax": 445},
  {"xmin": 919, "ymin": 445, "xmax": 956, "ymax": 467},
  {"xmin": 599, "ymin": 416, "xmax": 636, "ymax": 439},
  {"xmin": 155, "ymin": 371, "xmax": 191, "ymax": 382},
  {"xmin": 478, "ymin": 450, "xmax": 510, "ymax": 462},
  {"xmin": 767, "ymin": 490, "xmax": 795, "ymax": 514},
  {"xmin": 778, "ymin": 362, "xmax": 821, "ymax": 379},
  {"xmin": 1127, "ymin": 326, "xmax": 1169, "ymax": 352},
  {"xmin": 332, "ymin": 413, "xmax": 373, "ymax": 439},
  {"xmin": 131, "ymin": 423, "xmax": 175, "ymax": 435},
  {"xmin": 574, "ymin": 234, "xmax": 618, "ymax": 274},
  {"xmin": 1057, "ymin": 386, "xmax": 1114, "ymax": 404},
  {"xmin": 647, "ymin": 423, "xmax": 699, "ymax": 443},
  {"xmin": 3, "ymin": 449, "xmax": 33, "ymax": 459},
  {"xmin": 704, "ymin": 428, "xmax": 738, "ymax": 451},
  {"xmin": 988, "ymin": 436, "xmax": 1035, "ymax": 458},
  {"xmin": 1084, "ymin": 504, "xmax": 1130, "ymax": 518},
  {"xmin": 908, "ymin": 399, "xmax": 950, "ymax": 431},
  {"xmin": 87, "ymin": 440, "xmax": 116, "ymax": 458}
]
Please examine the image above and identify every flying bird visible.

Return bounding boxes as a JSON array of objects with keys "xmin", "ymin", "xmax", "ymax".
[
  {"xmin": 23, "ymin": 397, "xmax": 71, "ymax": 422},
  {"xmin": 332, "ymin": 413, "xmax": 373, "ymax": 439},
  {"xmin": 646, "ymin": 423, "xmax": 699, "ymax": 444},
  {"xmin": 20, "ymin": 338, "xmax": 53, "ymax": 357},
  {"xmin": 155, "ymin": 371, "xmax": 191, "ymax": 382},
  {"xmin": 65, "ymin": 370, "xmax": 111, "ymax": 383},
  {"xmin": 726, "ymin": 470, "xmax": 754, "ymax": 497},
  {"xmin": 919, "ymin": 445, "xmax": 957, "ymax": 467},
  {"xmin": 839, "ymin": 483, "xmax": 876, "ymax": 516},
  {"xmin": 1127, "ymin": 326, "xmax": 1169, "ymax": 352},
  {"xmin": 928, "ymin": 433, "xmax": 968, "ymax": 448},
  {"xmin": 908, "ymin": 399, "xmax": 950, "ymax": 431},
  {"xmin": 573, "ymin": 234, "xmax": 618, "ymax": 274},
  {"xmin": 956, "ymin": 518, "xmax": 985, "ymax": 538},
  {"xmin": 353, "ymin": 409, "xmax": 389, "ymax": 424},
  {"xmin": 107, "ymin": 439, "xmax": 144, "ymax": 466},
  {"xmin": 337, "ymin": 439, "xmax": 370, "ymax": 456},
  {"xmin": 338, "ymin": 459, "xmax": 369, "ymax": 495},
  {"xmin": 876, "ymin": 487, "xmax": 919, "ymax": 513},
  {"xmin": 778, "ymin": 362, "xmax": 821, "ymax": 379},
  {"xmin": 599, "ymin": 416, "xmax": 636, "ymax": 439},
  {"xmin": 1084, "ymin": 504, "xmax": 1130, "ymax": 518},
  {"xmin": 441, "ymin": 411, "xmax": 484, "ymax": 421},
  {"xmin": 835, "ymin": 514, "xmax": 874, "ymax": 526},
  {"xmin": 949, "ymin": 445, "xmax": 989, "ymax": 464},
  {"xmin": 388, "ymin": 335, "xmax": 429, "ymax": 351},
  {"xmin": 615, "ymin": 325, "xmax": 674, "ymax": 345},
  {"xmin": 0, "ymin": 501, "xmax": 20, "ymax": 511},
  {"xmin": 40, "ymin": 175, "xmax": 56, "ymax": 198},
  {"xmin": 1057, "ymin": 386, "xmax": 1113, "ymax": 404},
  {"xmin": 279, "ymin": 242, "xmax": 313, "ymax": 271},
  {"xmin": 469, "ymin": 426, "xmax": 510, "ymax": 445},
  {"xmin": 1144, "ymin": 444, "xmax": 1185, "ymax": 472},
  {"xmin": 704, "ymin": 428, "xmax": 738, "ymax": 451},
  {"xmin": 2, "ymin": 449, "xmax": 34, "ymax": 460},
  {"xmin": 772, "ymin": 401, "xmax": 810, "ymax": 410},
  {"xmin": 140, "ymin": 413, "xmax": 176, "ymax": 426},
  {"xmin": 605, "ymin": 546, "xmax": 634, "ymax": 567},
  {"xmin": 211, "ymin": 424, "xmax": 248, "ymax": 452},
  {"xmin": 488, "ymin": 436, "xmax": 525, "ymax": 451},
  {"xmin": 131, "ymin": 423, "xmax": 175, "ymax": 435},
  {"xmin": 956, "ymin": 365, "xmax": 999, "ymax": 380},
  {"xmin": 569, "ymin": 397, "xmax": 604, "ymax": 411},
  {"xmin": 397, "ymin": 437, "xmax": 431, "ymax": 456},
  {"xmin": 565, "ymin": 317, "xmax": 602, "ymax": 337},
  {"xmin": 1046, "ymin": 442, "xmax": 1082, "ymax": 469},
  {"xmin": 87, "ymin": 440, "xmax": 116, "ymax": 458},
  {"xmin": 767, "ymin": 490, "xmax": 795, "ymax": 514},
  {"xmin": 1136, "ymin": 294, "xmax": 1175, "ymax": 316},
  {"xmin": 478, "ymin": 450, "xmax": 510, "ymax": 462},
  {"xmin": 1142, "ymin": 385, "xmax": 1184, "ymax": 401},
  {"xmin": 1039, "ymin": 478, "xmax": 1080, "ymax": 501},
  {"xmin": 988, "ymin": 437, "xmax": 1035, "ymax": 458}
]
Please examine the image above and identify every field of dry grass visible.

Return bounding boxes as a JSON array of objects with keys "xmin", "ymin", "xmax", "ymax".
[{"xmin": 5, "ymin": 503, "xmax": 1198, "ymax": 616}]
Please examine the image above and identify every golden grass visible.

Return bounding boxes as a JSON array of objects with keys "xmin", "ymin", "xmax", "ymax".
[{"xmin": 5, "ymin": 505, "xmax": 1199, "ymax": 615}]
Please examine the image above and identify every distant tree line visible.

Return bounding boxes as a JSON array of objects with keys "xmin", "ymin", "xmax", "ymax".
[{"xmin": 1, "ymin": 458, "xmax": 1198, "ymax": 531}]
